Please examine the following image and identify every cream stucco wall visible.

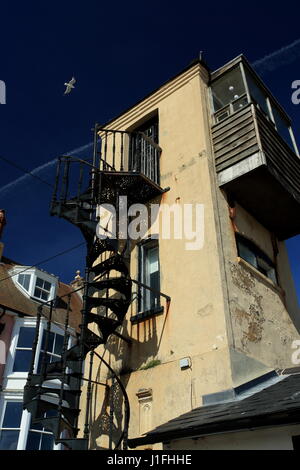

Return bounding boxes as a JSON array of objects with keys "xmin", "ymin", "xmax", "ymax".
[
  {"xmin": 79, "ymin": 63, "xmax": 234, "ymax": 448},
  {"xmin": 79, "ymin": 61, "xmax": 300, "ymax": 449},
  {"xmin": 217, "ymin": 191, "xmax": 300, "ymax": 385}
]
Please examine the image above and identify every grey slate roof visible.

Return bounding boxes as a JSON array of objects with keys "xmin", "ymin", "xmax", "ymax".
[{"xmin": 128, "ymin": 372, "xmax": 300, "ymax": 447}]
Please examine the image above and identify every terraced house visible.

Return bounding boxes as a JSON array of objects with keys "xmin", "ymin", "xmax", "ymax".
[
  {"xmin": 17, "ymin": 54, "xmax": 300, "ymax": 450},
  {"xmin": 0, "ymin": 240, "xmax": 82, "ymax": 450}
]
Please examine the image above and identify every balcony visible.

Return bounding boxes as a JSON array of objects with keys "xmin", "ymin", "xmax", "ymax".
[
  {"xmin": 210, "ymin": 57, "xmax": 300, "ymax": 240},
  {"xmin": 96, "ymin": 127, "xmax": 165, "ymax": 205}
]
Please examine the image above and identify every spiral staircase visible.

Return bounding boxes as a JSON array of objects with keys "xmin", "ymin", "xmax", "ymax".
[{"xmin": 23, "ymin": 125, "xmax": 167, "ymax": 450}]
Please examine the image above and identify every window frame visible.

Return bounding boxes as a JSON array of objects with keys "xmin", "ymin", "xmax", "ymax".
[
  {"xmin": 11, "ymin": 267, "xmax": 58, "ymax": 303},
  {"xmin": 4, "ymin": 317, "xmax": 72, "ymax": 389},
  {"xmin": 138, "ymin": 238, "xmax": 161, "ymax": 314},
  {"xmin": 128, "ymin": 115, "xmax": 160, "ymax": 184},
  {"xmin": 236, "ymin": 234, "xmax": 278, "ymax": 285},
  {"xmin": 0, "ymin": 395, "xmax": 60, "ymax": 450}
]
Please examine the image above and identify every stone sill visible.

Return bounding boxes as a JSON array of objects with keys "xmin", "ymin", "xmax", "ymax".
[{"xmin": 237, "ymin": 257, "xmax": 285, "ymax": 299}]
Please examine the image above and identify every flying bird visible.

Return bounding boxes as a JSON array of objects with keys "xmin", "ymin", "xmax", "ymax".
[{"xmin": 64, "ymin": 77, "xmax": 76, "ymax": 95}]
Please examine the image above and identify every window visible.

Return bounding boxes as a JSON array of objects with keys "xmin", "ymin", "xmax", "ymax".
[
  {"xmin": 1, "ymin": 317, "xmax": 73, "ymax": 450},
  {"xmin": 245, "ymin": 70, "xmax": 270, "ymax": 119},
  {"xmin": 236, "ymin": 234, "xmax": 277, "ymax": 284},
  {"xmin": 17, "ymin": 273, "xmax": 31, "ymax": 291},
  {"xmin": 139, "ymin": 240, "xmax": 160, "ymax": 312},
  {"xmin": 12, "ymin": 267, "xmax": 57, "ymax": 302},
  {"xmin": 211, "ymin": 66, "xmax": 247, "ymax": 112},
  {"xmin": 38, "ymin": 330, "xmax": 65, "ymax": 372},
  {"xmin": 0, "ymin": 401, "xmax": 23, "ymax": 450},
  {"xmin": 129, "ymin": 116, "xmax": 159, "ymax": 183},
  {"xmin": 0, "ymin": 400, "xmax": 57, "ymax": 450},
  {"xmin": 34, "ymin": 277, "xmax": 52, "ymax": 301},
  {"xmin": 6, "ymin": 318, "xmax": 69, "ymax": 380},
  {"xmin": 13, "ymin": 326, "xmax": 36, "ymax": 372},
  {"xmin": 26, "ymin": 413, "xmax": 56, "ymax": 450},
  {"xmin": 271, "ymin": 105, "xmax": 294, "ymax": 150}
]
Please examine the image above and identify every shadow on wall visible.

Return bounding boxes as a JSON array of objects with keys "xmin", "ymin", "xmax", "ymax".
[
  {"xmin": 87, "ymin": 193, "xmax": 171, "ymax": 449},
  {"xmin": 87, "ymin": 305, "xmax": 170, "ymax": 449}
]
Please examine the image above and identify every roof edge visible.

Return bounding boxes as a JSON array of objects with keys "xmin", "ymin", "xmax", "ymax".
[{"xmin": 99, "ymin": 58, "xmax": 210, "ymax": 129}]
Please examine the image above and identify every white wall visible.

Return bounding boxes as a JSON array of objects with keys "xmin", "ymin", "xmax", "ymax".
[{"xmin": 164, "ymin": 425, "xmax": 300, "ymax": 450}]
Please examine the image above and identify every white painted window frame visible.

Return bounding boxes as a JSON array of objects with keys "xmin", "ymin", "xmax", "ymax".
[
  {"xmin": 1, "ymin": 317, "xmax": 75, "ymax": 450},
  {"xmin": 0, "ymin": 393, "xmax": 60, "ymax": 450},
  {"xmin": 4, "ymin": 317, "xmax": 74, "ymax": 390},
  {"xmin": 10, "ymin": 266, "xmax": 58, "ymax": 302}
]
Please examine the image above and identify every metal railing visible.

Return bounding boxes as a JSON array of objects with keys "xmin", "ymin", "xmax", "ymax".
[{"xmin": 98, "ymin": 128, "xmax": 162, "ymax": 185}]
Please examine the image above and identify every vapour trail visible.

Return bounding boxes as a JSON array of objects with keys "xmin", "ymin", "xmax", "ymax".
[
  {"xmin": 0, "ymin": 141, "xmax": 93, "ymax": 196},
  {"xmin": 253, "ymin": 38, "xmax": 300, "ymax": 75}
]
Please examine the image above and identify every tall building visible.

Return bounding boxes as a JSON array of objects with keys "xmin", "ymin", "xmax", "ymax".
[{"xmin": 22, "ymin": 54, "xmax": 300, "ymax": 450}]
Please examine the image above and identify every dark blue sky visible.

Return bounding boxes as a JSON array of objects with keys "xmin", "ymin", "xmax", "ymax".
[{"xmin": 0, "ymin": 1, "xmax": 299, "ymax": 301}]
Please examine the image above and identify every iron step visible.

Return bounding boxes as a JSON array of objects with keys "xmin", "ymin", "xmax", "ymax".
[
  {"xmin": 90, "ymin": 254, "xmax": 129, "ymax": 277},
  {"xmin": 25, "ymin": 398, "xmax": 79, "ymax": 429},
  {"xmin": 56, "ymin": 438, "xmax": 89, "ymax": 451},
  {"xmin": 86, "ymin": 314, "xmax": 121, "ymax": 342},
  {"xmin": 86, "ymin": 296, "xmax": 130, "ymax": 319},
  {"xmin": 88, "ymin": 277, "xmax": 131, "ymax": 299},
  {"xmin": 24, "ymin": 385, "xmax": 81, "ymax": 409}
]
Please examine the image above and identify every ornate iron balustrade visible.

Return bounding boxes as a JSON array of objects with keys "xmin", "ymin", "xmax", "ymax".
[{"xmin": 98, "ymin": 127, "xmax": 162, "ymax": 186}]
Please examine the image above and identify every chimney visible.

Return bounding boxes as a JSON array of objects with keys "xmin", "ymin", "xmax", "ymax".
[{"xmin": 70, "ymin": 270, "xmax": 84, "ymax": 298}]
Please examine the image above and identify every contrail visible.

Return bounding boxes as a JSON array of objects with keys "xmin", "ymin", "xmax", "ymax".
[
  {"xmin": 253, "ymin": 38, "xmax": 300, "ymax": 75},
  {"xmin": 0, "ymin": 141, "xmax": 93, "ymax": 196}
]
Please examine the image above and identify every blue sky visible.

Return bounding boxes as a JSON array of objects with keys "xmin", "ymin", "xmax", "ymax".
[{"xmin": 0, "ymin": 1, "xmax": 299, "ymax": 302}]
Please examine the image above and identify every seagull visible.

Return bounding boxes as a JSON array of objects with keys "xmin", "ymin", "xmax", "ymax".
[{"xmin": 64, "ymin": 77, "xmax": 76, "ymax": 95}]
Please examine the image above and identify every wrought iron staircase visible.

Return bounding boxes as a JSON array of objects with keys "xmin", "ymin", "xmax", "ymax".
[{"xmin": 23, "ymin": 125, "xmax": 169, "ymax": 450}]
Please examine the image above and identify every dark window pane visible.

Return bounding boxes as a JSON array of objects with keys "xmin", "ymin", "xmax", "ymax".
[
  {"xmin": 35, "ymin": 277, "xmax": 44, "ymax": 288},
  {"xmin": 17, "ymin": 327, "xmax": 35, "ymax": 348},
  {"xmin": 37, "ymin": 352, "xmax": 51, "ymax": 373},
  {"xmin": 42, "ymin": 331, "xmax": 55, "ymax": 352},
  {"xmin": 30, "ymin": 420, "xmax": 43, "ymax": 431},
  {"xmin": 54, "ymin": 334, "xmax": 64, "ymax": 355},
  {"xmin": 211, "ymin": 66, "xmax": 246, "ymax": 112},
  {"xmin": 2, "ymin": 402, "xmax": 23, "ymax": 428},
  {"xmin": 237, "ymin": 240, "xmax": 258, "ymax": 268},
  {"xmin": 150, "ymin": 271, "xmax": 159, "ymax": 309},
  {"xmin": 44, "ymin": 281, "xmax": 51, "ymax": 292},
  {"xmin": 272, "ymin": 106, "xmax": 293, "ymax": 150},
  {"xmin": 18, "ymin": 274, "xmax": 31, "ymax": 291},
  {"xmin": 41, "ymin": 433, "xmax": 54, "ymax": 450},
  {"xmin": 246, "ymin": 71, "xmax": 269, "ymax": 117},
  {"xmin": 34, "ymin": 287, "xmax": 42, "ymax": 298},
  {"xmin": 26, "ymin": 431, "xmax": 41, "ymax": 450},
  {"xmin": 13, "ymin": 350, "xmax": 33, "ymax": 372},
  {"xmin": 45, "ymin": 409, "xmax": 59, "ymax": 418},
  {"xmin": 0, "ymin": 430, "xmax": 20, "ymax": 450},
  {"xmin": 236, "ymin": 235, "xmax": 277, "ymax": 285},
  {"xmin": 41, "ymin": 290, "xmax": 49, "ymax": 301}
]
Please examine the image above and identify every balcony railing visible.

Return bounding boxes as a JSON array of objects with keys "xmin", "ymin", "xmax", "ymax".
[{"xmin": 98, "ymin": 128, "xmax": 161, "ymax": 186}]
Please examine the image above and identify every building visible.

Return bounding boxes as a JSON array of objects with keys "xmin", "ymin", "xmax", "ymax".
[
  {"xmin": 78, "ymin": 54, "xmax": 300, "ymax": 450},
  {"xmin": 128, "ymin": 369, "xmax": 300, "ymax": 450},
  {"xmin": 0, "ymin": 241, "xmax": 82, "ymax": 450},
  {"xmin": 22, "ymin": 54, "xmax": 300, "ymax": 450}
]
